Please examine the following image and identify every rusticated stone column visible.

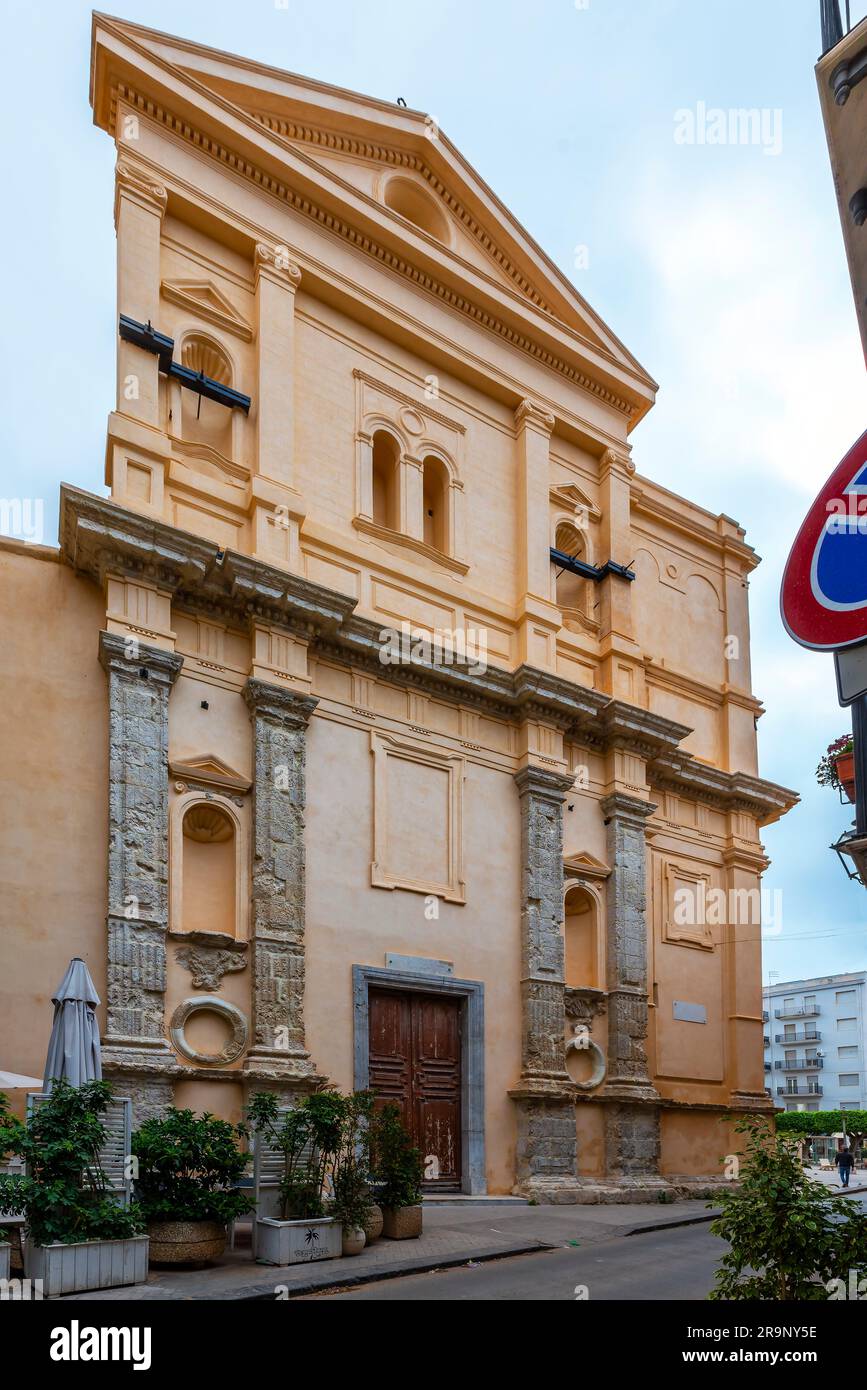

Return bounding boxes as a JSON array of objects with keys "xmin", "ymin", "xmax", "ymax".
[
  {"xmin": 601, "ymin": 792, "xmax": 662, "ymax": 1181},
  {"xmin": 243, "ymin": 678, "xmax": 319, "ymax": 1084},
  {"xmin": 98, "ymin": 631, "xmax": 182, "ymax": 1108},
  {"xmin": 510, "ymin": 765, "xmax": 577, "ymax": 1192}
]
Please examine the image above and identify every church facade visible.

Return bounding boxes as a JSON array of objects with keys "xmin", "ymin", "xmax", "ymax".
[{"xmin": 0, "ymin": 15, "xmax": 796, "ymax": 1198}]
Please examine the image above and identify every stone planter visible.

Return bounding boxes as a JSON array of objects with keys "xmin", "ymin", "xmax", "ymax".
[
  {"xmin": 341, "ymin": 1226, "xmax": 366, "ymax": 1256},
  {"xmin": 147, "ymin": 1220, "xmax": 226, "ymax": 1267},
  {"xmin": 381, "ymin": 1204, "xmax": 423, "ymax": 1240},
  {"xmin": 256, "ymin": 1216, "xmax": 341, "ymax": 1266},
  {"xmin": 24, "ymin": 1236, "xmax": 149, "ymax": 1296},
  {"xmin": 0, "ymin": 1243, "xmax": 9, "ymax": 1282},
  {"xmin": 363, "ymin": 1203, "xmax": 384, "ymax": 1244}
]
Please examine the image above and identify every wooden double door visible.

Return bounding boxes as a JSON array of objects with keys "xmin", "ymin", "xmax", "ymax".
[{"xmin": 368, "ymin": 988, "xmax": 462, "ymax": 1190}]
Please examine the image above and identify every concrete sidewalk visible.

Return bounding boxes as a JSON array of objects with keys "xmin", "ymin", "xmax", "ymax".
[{"xmin": 60, "ymin": 1199, "xmax": 719, "ymax": 1301}]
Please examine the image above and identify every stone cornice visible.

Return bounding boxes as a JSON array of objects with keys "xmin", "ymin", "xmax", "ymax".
[
  {"xmin": 249, "ymin": 112, "xmax": 554, "ymax": 315},
  {"xmin": 63, "ymin": 488, "xmax": 797, "ymax": 824},
  {"xmin": 107, "ymin": 81, "xmax": 639, "ymax": 421},
  {"xmin": 648, "ymin": 751, "xmax": 798, "ymax": 826}
]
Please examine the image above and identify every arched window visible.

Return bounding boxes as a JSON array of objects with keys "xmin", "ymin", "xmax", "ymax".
[
  {"xmin": 422, "ymin": 455, "xmax": 449, "ymax": 552},
  {"xmin": 181, "ymin": 802, "xmax": 236, "ymax": 937},
  {"xmin": 564, "ymin": 884, "xmax": 600, "ymax": 990},
  {"xmin": 555, "ymin": 522, "xmax": 589, "ymax": 615},
  {"xmin": 372, "ymin": 430, "xmax": 400, "ymax": 530},
  {"xmin": 178, "ymin": 335, "xmax": 234, "ymax": 458}
]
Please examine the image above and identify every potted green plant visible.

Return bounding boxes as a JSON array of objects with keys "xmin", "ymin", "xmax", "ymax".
[
  {"xmin": 331, "ymin": 1090, "xmax": 375, "ymax": 1256},
  {"xmin": 0, "ymin": 1080, "xmax": 148, "ymax": 1295},
  {"xmin": 371, "ymin": 1104, "xmax": 425, "ymax": 1240},
  {"xmin": 132, "ymin": 1108, "xmax": 252, "ymax": 1266},
  {"xmin": 248, "ymin": 1090, "xmax": 345, "ymax": 1265},
  {"xmin": 817, "ymin": 734, "xmax": 856, "ymax": 803}
]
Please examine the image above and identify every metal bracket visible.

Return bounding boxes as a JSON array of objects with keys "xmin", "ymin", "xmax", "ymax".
[
  {"xmin": 550, "ymin": 547, "xmax": 635, "ymax": 583},
  {"xmin": 118, "ymin": 315, "xmax": 251, "ymax": 413}
]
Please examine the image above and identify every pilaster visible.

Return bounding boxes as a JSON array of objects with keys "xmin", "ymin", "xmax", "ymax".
[
  {"xmin": 242, "ymin": 677, "xmax": 321, "ymax": 1084},
  {"xmin": 114, "ymin": 159, "xmax": 167, "ymax": 430},
  {"xmin": 510, "ymin": 764, "xmax": 578, "ymax": 1193},
  {"xmin": 600, "ymin": 791, "xmax": 663, "ymax": 1182},
  {"xmin": 514, "ymin": 399, "xmax": 561, "ymax": 672},
  {"xmin": 97, "ymin": 631, "xmax": 182, "ymax": 1089}
]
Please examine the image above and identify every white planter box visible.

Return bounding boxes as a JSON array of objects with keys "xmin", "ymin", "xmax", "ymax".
[
  {"xmin": 0, "ymin": 1244, "xmax": 9, "ymax": 1282},
  {"xmin": 255, "ymin": 1216, "xmax": 341, "ymax": 1266},
  {"xmin": 24, "ymin": 1236, "xmax": 149, "ymax": 1295}
]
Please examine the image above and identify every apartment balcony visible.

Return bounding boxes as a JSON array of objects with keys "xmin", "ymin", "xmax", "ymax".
[
  {"xmin": 774, "ymin": 1031, "xmax": 821, "ymax": 1044},
  {"xmin": 777, "ymin": 1086, "xmax": 824, "ymax": 1097},
  {"xmin": 774, "ymin": 1058, "xmax": 824, "ymax": 1072},
  {"xmin": 774, "ymin": 1006, "xmax": 821, "ymax": 1019},
  {"xmin": 763, "ymin": 1036, "xmax": 771, "ymax": 1047},
  {"xmin": 762, "ymin": 1010, "xmax": 769, "ymax": 1023}
]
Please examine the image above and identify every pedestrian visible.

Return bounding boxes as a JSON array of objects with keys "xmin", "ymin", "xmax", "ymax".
[{"xmin": 835, "ymin": 1145, "xmax": 855, "ymax": 1189}]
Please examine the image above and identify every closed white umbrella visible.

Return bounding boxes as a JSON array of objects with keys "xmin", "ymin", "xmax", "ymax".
[{"xmin": 42, "ymin": 958, "xmax": 102, "ymax": 1090}]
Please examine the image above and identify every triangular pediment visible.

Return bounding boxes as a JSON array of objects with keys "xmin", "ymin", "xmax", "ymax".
[
  {"xmin": 169, "ymin": 753, "xmax": 251, "ymax": 794},
  {"xmin": 564, "ymin": 852, "xmax": 611, "ymax": 881},
  {"xmin": 91, "ymin": 14, "xmax": 658, "ymax": 426},
  {"xmin": 161, "ymin": 278, "xmax": 252, "ymax": 340},
  {"xmin": 550, "ymin": 483, "xmax": 601, "ymax": 522}
]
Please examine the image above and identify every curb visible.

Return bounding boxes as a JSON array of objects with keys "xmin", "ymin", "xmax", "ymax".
[
  {"xmin": 218, "ymin": 1242, "xmax": 555, "ymax": 1300},
  {"xmin": 625, "ymin": 1210, "xmax": 722, "ymax": 1237}
]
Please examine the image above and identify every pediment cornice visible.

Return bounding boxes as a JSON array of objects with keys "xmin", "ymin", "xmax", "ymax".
[{"xmin": 91, "ymin": 15, "xmax": 657, "ymax": 427}]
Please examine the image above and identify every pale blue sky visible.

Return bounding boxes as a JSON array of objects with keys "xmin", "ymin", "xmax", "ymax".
[{"xmin": 3, "ymin": 0, "xmax": 867, "ymax": 979}]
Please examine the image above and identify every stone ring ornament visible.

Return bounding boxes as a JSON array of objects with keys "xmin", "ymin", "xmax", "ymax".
[
  {"xmin": 565, "ymin": 1024, "xmax": 607, "ymax": 1091},
  {"xmin": 170, "ymin": 996, "xmax": 248, "ymax": 1066}
]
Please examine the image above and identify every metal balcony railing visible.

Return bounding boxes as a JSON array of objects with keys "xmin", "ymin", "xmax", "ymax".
[
  {"xmin": 777, "ymin": 1085, "xmax": 824, "ymax": 1097},
  {"xmin": 775, "ymin": 1031, "xmax": 821, "ymax": 1044},
  {"xmin": 775, "ymin": 1058, "xmax": 824, "ymax": 1071},
  {"xmin": 774, "ymin": 1006, "xmax": 821, "ymax": 1019}
]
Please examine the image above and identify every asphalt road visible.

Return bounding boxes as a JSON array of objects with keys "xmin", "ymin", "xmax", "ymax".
[{"xmin": 304, "ymin": 1222, "xmax": 726, "ymax": 1301}]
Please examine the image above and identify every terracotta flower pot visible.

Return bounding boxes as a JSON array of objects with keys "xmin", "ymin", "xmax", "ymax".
[
  {"xmin": 381, "ymin": 1204, "xmax": 423, "ymax": 1240},
  {"xmin": 835, "ymin": 751, "xmax": 856, "ymax": 803},
  {"xmin": 362, "ymin": 1203, "xmax": 384, "ymax": 1244},
  {"xmin": 147, "ymin": 1220, "xmax": 226, "ymax": 1267}
]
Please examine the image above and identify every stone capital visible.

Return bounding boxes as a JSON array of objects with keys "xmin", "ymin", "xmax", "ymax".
[
  {"xmin": 514, "ymin": 764, "xmax": 575, "ymax": 803},
  {"xmin": 98, "ymin": 630, "xmax": 183, "ymax": 689},
  {"xmin": 600, "ymin": 446, "xmax": 635, "ymax": 478},
  {"xmin": 114, "ymin": 159, "xmax": 168, "ymax": 223},
  {"xmin": 243, "ymin": 677, "xmax": 318, "ymax": 727},
  {"xmin": 600, "ymin": 791, "xmax": 657, "ymax": 827},
  {"xmin": 515, "ymin": 398, "xmax": 555, "ymax": 435},
  {"xmin": 255, "ymin": 242, "xmax": 302, "ymax": 290}
]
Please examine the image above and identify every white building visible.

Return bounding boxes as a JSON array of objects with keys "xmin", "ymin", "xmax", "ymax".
[{"xmin": 763, "ymin": 973, "xmax": 867, "ymax": 1113}]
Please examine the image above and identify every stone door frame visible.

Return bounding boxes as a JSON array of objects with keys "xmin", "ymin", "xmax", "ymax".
[{"xmin": 352, "ymin": 964, "xmax": 486, "ymax": 1195}]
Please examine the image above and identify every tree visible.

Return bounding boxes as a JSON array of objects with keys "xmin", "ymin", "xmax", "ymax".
[
  {"xmin": 776, "ymin": 1109, "xmax": 867, "ymax": 1159},
  {"xmin": 709, "ymin": 1115, "xmax": 867, "ymax": 1300}
]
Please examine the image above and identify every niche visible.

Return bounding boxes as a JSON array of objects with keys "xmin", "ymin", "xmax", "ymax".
[
  {"xmin": 181, "ymin": 802, "xmax": 236, "ymax": 938},
  {"xmin": 178, "ymin": 334, "xmax": 234, "ymax": 459},
  {"xmin": 555, "ymin": 521, "xmax": 589, "ymax": 615},
  {"xmin": 564, "ymin": 884, "xmax": 600, "ymax": 990}
]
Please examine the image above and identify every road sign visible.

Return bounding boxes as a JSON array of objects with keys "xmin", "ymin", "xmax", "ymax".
[
  {"xmin": 781, "ymin": 427, "xmax": 867, "ymax": 651},
  {"xmin": 836, "ymin": 643, "xmax": 867, "ymax": 705}
]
